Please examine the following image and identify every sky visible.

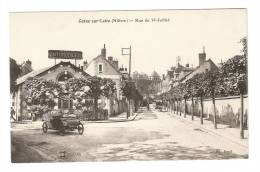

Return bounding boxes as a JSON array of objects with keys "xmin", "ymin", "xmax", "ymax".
[{"xmin": 10, "ymin": 9, "xmax": 247, "ymax": 76}]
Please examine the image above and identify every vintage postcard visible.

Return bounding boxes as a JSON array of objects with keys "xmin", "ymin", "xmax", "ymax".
[{"xmin": 10, "ymin": 9, "xmax": 248, "ymax": 163}]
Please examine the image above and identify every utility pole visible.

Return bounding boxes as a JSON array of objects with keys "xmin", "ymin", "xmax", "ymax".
[
  {"xmin": 122, "ymin": 46, "xmax": 132, "ymax": 118},
  {"xmin": 122, "ymin": 46, "xmax": 132, "ymax": 80}
]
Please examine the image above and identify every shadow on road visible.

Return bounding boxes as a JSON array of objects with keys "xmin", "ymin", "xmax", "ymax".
[{"xmin": 95, "ymin": 142, "xmax": 248, "ymax": 161}]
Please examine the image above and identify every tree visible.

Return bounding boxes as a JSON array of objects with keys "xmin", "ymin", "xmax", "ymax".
[
  {"xmin": 10, "ymin": 58, "xmax": 21, "ymax": 93},
  {"xmin": 202, "ymin": 70, "xmax": 220, "ymax": 129},
  {"xmin": 64, "ymin": 78, "xmax": 90, "ymax": 109},
  {"xmin": 188, "ymin": 73, "xmax": 205, "ymax": 124},
  {"xmin": 84, "ymin": 77, "xmax": 116, "ymax": 118},
  {"xmin": 133, "ymin": 88, "xmax": 143, "ymax": 112},
  {"xmin": 185, "ymin": 78, "xmax": 197, "ymax": 120},
  {"xmin": 24, "ymin": 76, "xmax": 116, "ymax": 119},
  {"xmin": 219, "ymin": 37, "xmax": 247, "ymax": 138},
  {"xmin": 178, "ymin": 83, "xmax": 189, "ymax": 118},
  {"xmin": 121, "ymin": 80, "xmax": 136, "ymax": 118},
  {"xmin": 184, "ymin": 73, "xmax": 205, "ymax": 124},
  {"xmin": 24, "ymin": 77, "xmax": 62, "ymax": 118},
  {"xmin": 133, "ymin": 75, "xmax": 152, "ymax": 110}
]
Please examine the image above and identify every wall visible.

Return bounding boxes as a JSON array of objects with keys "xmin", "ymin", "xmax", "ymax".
[{"xmin": 171, "ymin": 95, "xmax": 248, "ymax": 128}]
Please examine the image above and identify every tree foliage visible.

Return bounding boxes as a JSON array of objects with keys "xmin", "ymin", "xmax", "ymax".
[
  {"xmin": 10, "ymin": 58, "xmax": 21, "ymax": 93},
  {"xmin": 23, "ymin": 76, "xmax": 117, "ymax": 115},
  {"xmin": 165, "ymin": 37, "xmax": 248, "ymax": 99}
]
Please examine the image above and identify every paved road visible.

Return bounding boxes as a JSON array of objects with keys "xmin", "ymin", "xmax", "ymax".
[{"xmin": 11, "ymin": 107, "xmax": 248, "ymax": 162}]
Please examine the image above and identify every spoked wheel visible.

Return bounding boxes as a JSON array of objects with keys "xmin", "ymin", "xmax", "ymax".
[
  {"xmin": 42, "ymin": 122, "xmax": 48, "ymax": 133},
  {"xmin": 78, "ymin": 122, "xmax": 84, "ymax": 135}
]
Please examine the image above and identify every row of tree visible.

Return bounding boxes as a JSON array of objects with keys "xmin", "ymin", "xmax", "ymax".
[
  {"xmin": 160, "ymin": 37, "xmax": 247, "ymax": 138},
  {"xmin": 23, "ymin": 75, "xmax": 144, "ymax": 119},
  {"xmin": 24, "ymin": 76, "xmax": 117, "ymax": 118}
]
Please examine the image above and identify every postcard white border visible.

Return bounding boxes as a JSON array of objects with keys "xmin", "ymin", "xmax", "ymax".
[{"xmin": 1, "ymin": 0, "xmax": 260, "ymax": 172}]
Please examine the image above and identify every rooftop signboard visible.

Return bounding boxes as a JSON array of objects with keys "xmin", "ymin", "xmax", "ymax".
[{"xmin": 48, "ymin": 50, "xmax": 83, "ymax": 59}]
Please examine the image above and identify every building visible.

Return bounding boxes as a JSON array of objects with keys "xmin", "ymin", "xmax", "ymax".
[
  {"xmin": 20, "ymin": 59, "xmax": 33, "ymax": 76},
  {"xmin": 84, "ymin": 44, "xmax": 127, "ymax": 116},
  {"xmin": 161, "ymin": 62, "xmax": 194, "ymax": 93},
  {"xmin": 180, "ymin": 47, "xmax": 219, "ymax": 83},
  {"xmin": 12, "ymin": 61, "xmax": 90, "ymax": 120}
]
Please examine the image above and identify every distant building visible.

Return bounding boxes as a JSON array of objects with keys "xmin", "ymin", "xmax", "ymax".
[
  {"xmin": 180, "ymin": 48, "xmax": 219, "ymax": 83},
  {"xmin": 20, "ymin": 59, "xmax": 33, "ymax": 76},
  {"xmin": 149, "ymin": 70, "xmax": 162, "ymax": 97},
  {"xmin": 161, "ymin": 62, "xmax": 194, "ymax": 93}
]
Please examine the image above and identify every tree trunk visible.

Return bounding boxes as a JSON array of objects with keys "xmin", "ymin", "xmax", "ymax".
[
  {"xmin": 179, "ymin": 99, "xmax": 182, "ymax": 116},
  {"xmin": 184, "ymin": 98, "xmax": 187, "ymax": 118},
  {"xmin": 200, "ymin": 96, "xmax": 203, "ymax": 125},
  {"xmin": 93, "ymin": 98, "xmax": 98, "ymax": 120},
  {"xmin": 240, "ymin": 93, "xmax": 244, "ymax": 139},
  {"xmin": 173, "ymin": 99, "xmax": 176, "ymax": 114},
  {"xmin": 212, "ymin": 95, "xmax": 217, "ymax": 129},
  {"xmin": 191, "ymin": 97, "xmax": 194, "ymax": 121},
  {"xmin": 127, "ymin": 98, "xmax": 130, "ymax": 119},
  {"xmin": 147, "ymin": 95, "xmax": 150, "ymax": 111}
]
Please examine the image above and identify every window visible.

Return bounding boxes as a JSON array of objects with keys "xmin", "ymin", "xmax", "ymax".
[
  {"xmin": 98, "ymin": 64, "xmax": 103, "ymax": 73},
  {"xmin": 57, "ymin": 71, "xmax": 73, "ymax": 82}
]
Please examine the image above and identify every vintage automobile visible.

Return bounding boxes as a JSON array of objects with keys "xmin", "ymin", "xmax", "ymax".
[{"xmin": 42, "ymin": 110, "xmax": 84, "ymax": 135}]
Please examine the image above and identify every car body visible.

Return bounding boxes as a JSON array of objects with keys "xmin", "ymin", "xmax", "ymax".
[{"xmin": 42, "ymin": 110, "xmax": 84, "ymax": 135}]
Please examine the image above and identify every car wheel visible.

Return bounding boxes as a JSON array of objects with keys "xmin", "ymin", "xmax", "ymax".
[
  {"xmin": 42, "ymin": 122, "xmax": 48, "ymax": 133},
  {"xmin": 78, "ymin": 123, "xmax": 84, "ymax": 135}
]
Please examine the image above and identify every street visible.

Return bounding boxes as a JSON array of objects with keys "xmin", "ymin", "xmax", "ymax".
[{"xmin": 11, "ymin": 107, "xmax": 248, "ymax": 162}]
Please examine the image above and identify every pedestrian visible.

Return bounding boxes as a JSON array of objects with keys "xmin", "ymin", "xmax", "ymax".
[{"xmin": 10, "ymin": 107, "xmax": 16, "ymax": 121}]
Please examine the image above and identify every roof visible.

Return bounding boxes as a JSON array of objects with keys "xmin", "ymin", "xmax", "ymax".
[
  {"xmin": 180, "ymin": 59, "xmax": 219, "ymax": 82},
  {"xmin": 16, "ymin": 66, "xmax": 52, "ymax": 85},
  {"xmin": 16, "ymin": 61, "xmax": 90, "ymax": 85}
]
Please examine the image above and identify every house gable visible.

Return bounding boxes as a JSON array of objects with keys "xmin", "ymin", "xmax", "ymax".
[
  {"xmin": 16, "ymin": 61, "xmax": 90, "ymax": 85},
  {"xmin": 85, "ymin": 55, "xmax": 121, "ymax": 77}
]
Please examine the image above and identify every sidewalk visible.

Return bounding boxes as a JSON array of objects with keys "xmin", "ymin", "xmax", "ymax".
[{"xmin": 161, "ymin": 110, "xmax": 248, "ymax": 148}]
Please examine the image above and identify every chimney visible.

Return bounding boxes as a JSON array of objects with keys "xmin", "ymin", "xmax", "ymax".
[
  {"xmin": 26, "ymin": 59, "xmax": 31, "ymax": 66},
  {"xmin": 199, "ymin": 46, "xmax": 206, "ymax": 66},
  {"xmin": 83, "ymin": 60, "xmax": 88, "ymax": 70},
  {"xmin": 101, "ymin": 44, "xmax": 106, "ymax": 57},
  {"xmin": 186, "ymin": 63, "xmax": 189, "ymax": 68},
  {"xmin": 108, "ymin": 56, "xmax": 113, "ymax": 61},
  {"xmin": 113, "ymin": 59, "xmax": 118, "ymax": 70}
]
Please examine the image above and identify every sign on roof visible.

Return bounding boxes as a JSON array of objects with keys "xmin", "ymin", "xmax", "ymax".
[{"xmin": 48, "ymin": 50, "xmax": 83, "ymax": 59}]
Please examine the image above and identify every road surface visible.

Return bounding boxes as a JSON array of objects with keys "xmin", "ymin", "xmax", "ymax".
[{"xmin": 11, "ymin": 107, "xmax": 248, "ymax": 162}]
